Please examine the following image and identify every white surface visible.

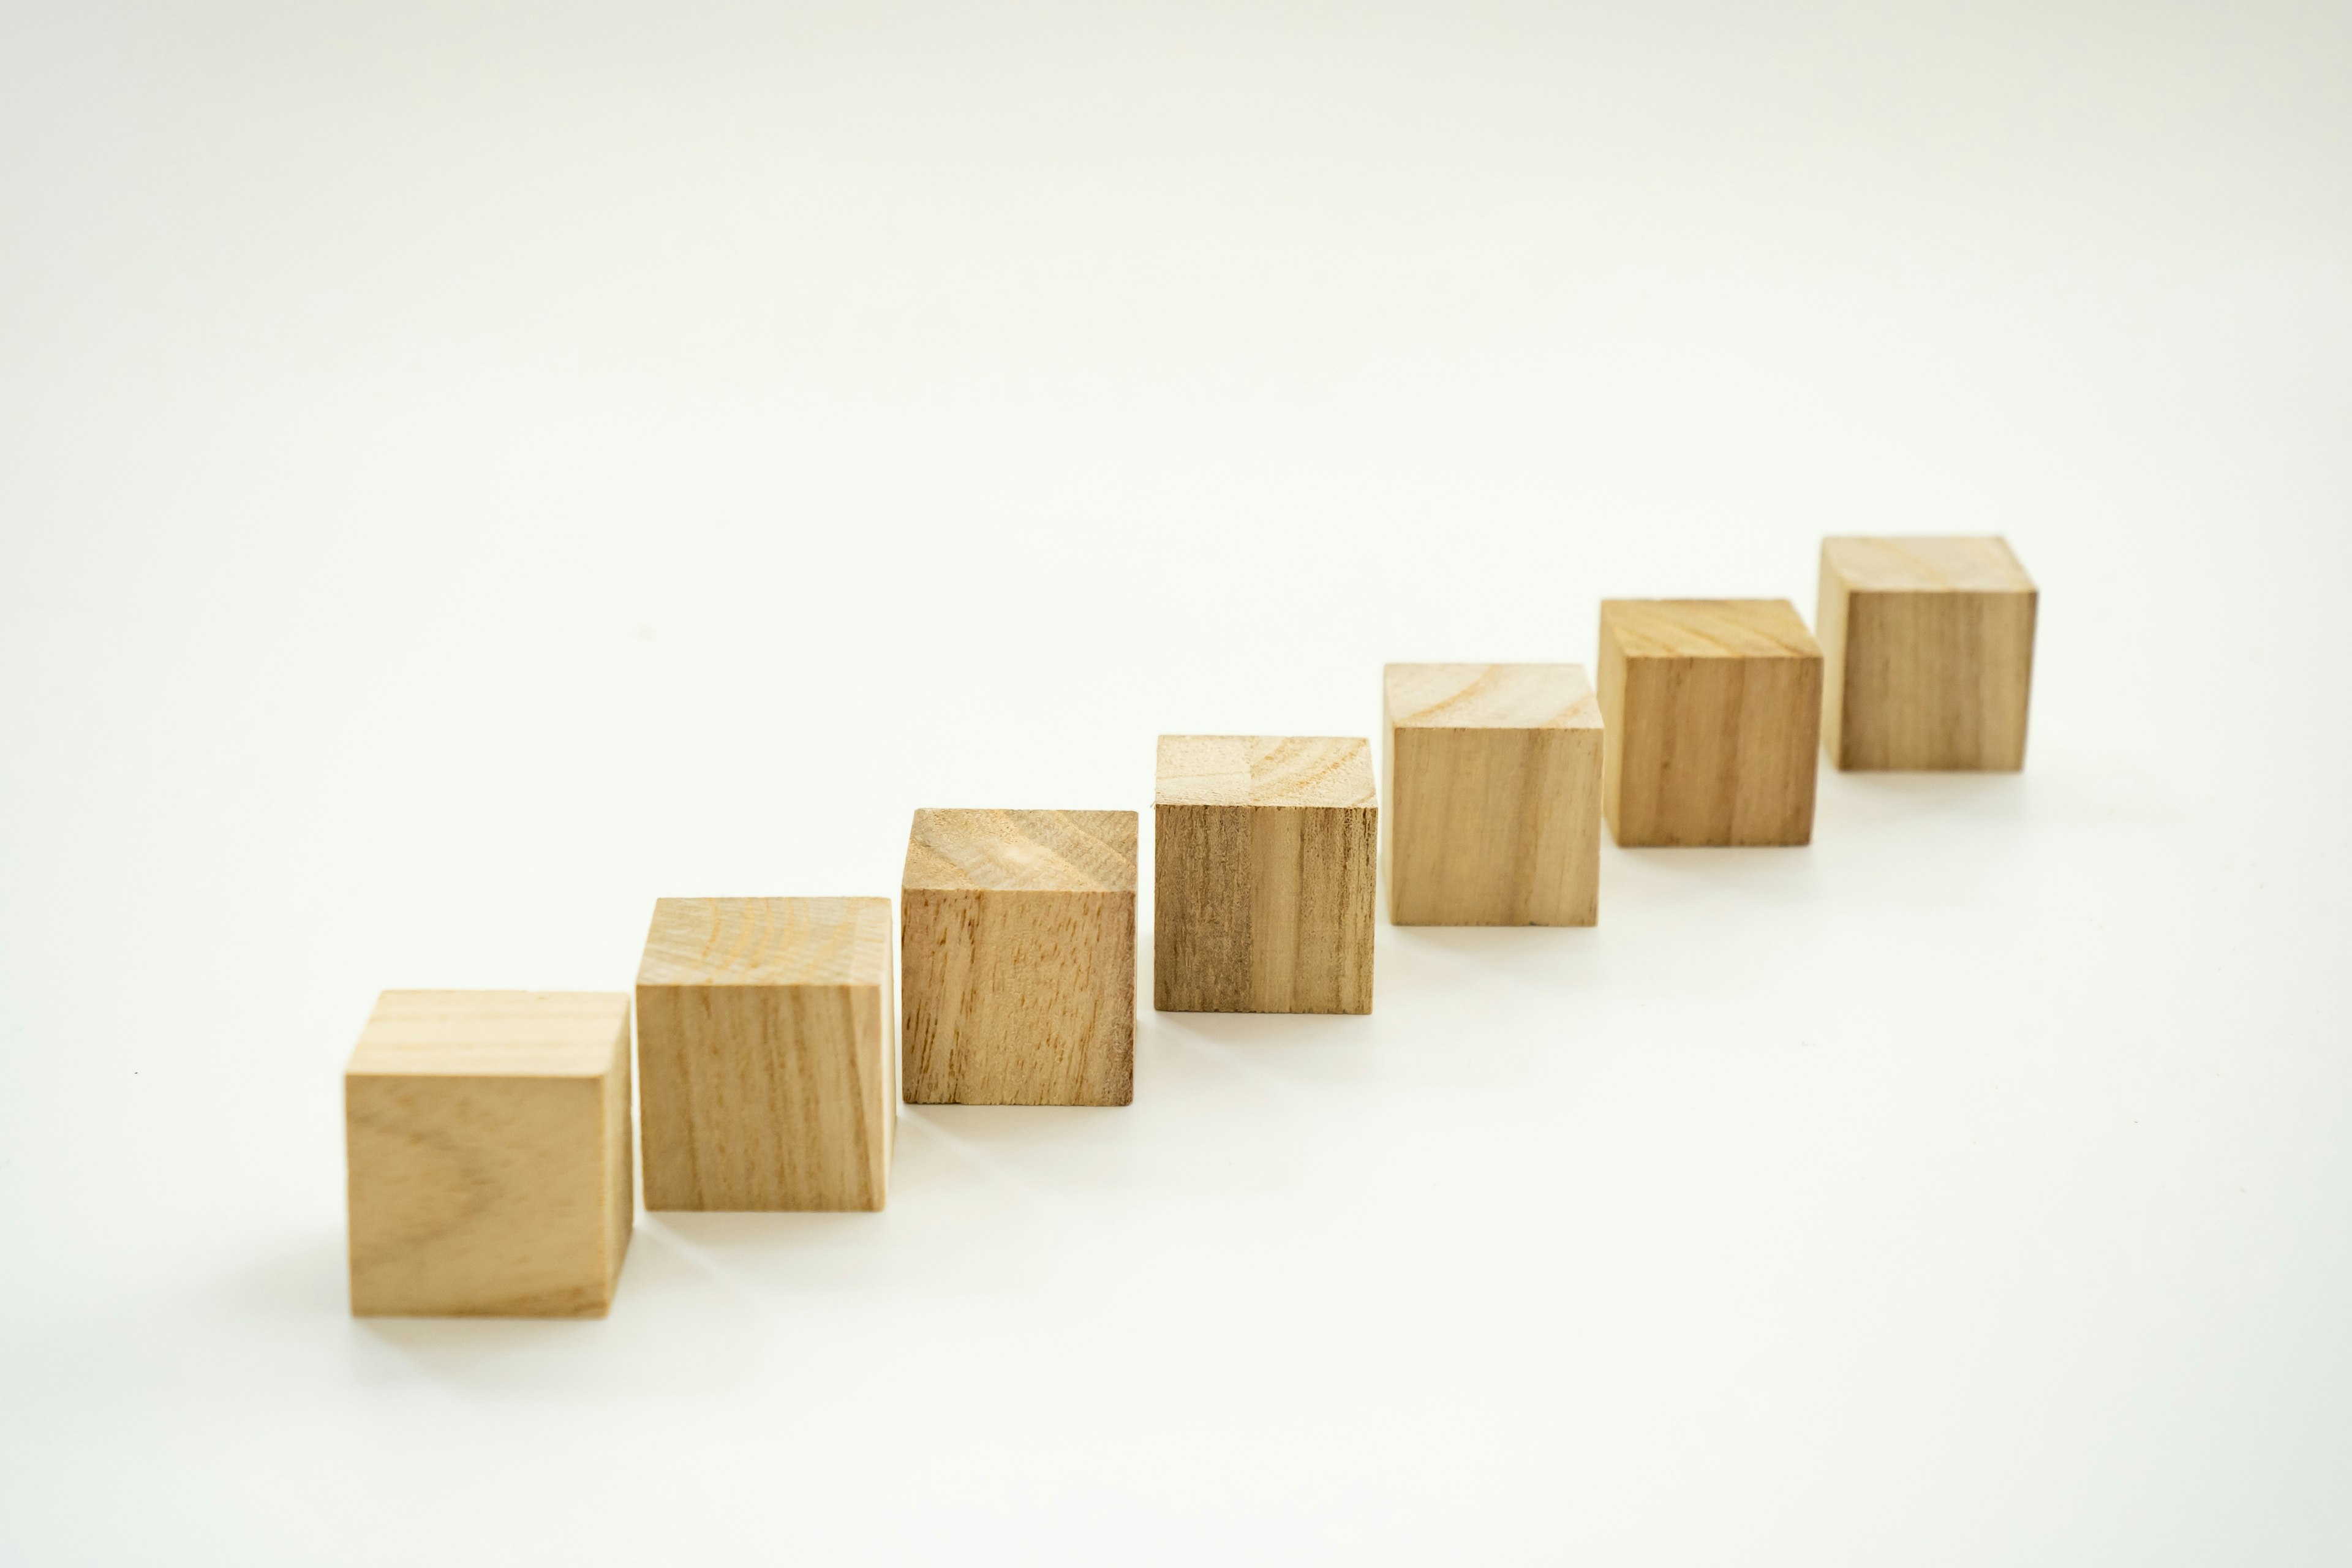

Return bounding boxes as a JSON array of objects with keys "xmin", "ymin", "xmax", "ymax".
[{"xmin": 3, "ymin": 2, "xmax": 2349, "ymax": 1562}]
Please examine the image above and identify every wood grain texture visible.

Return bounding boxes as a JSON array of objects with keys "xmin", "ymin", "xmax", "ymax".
[
  {"xmin": 345, "ymin": 990, "xmax": 631, "ymax": 1318},
  {"xmin": 901, "ymin": 809, "xmax": 1137, "ymax": 1107},
  {"xmin": 1818, "ymin": 536, "xmax": 2038, "ymax": 771},
  {"xmin": 1155, "ymin": 736, "xmax": 1378, "ymax": 1012},
  {"xmin": 1382, "ymin": 663, "xmax": 1602, "ymax": 925},
  {"xmin": 635, "ymin": 897, "xmax": 895, "ymax": 1212},
  {"xmin": 1598, "ymin": 600, "xmax": 1823, "ymax": 847}
]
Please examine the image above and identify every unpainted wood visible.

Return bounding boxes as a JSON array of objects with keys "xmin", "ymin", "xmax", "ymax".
[
  {"xmin": 345, "ymin": 990, "xmax": 632, "ymax": 1318},
  {"xmin": 1818, "ymin": 536, "xmax": 2038, "ymax": 771},
  {"xmin": 635, "ymin": 897, "xmax": 894, "ymax": 1212},
  {"xmin": 1382, "ymin": 663, "xmax": 1602, "ymax": 925},
  {"xmin": 1598, "ymin": 600, "xmax": 1823, "ymax": 847},
  {"xmin": 900, "ymin": 809, "xmax": 1137, "ymax": 1106},
  {"xmin": 1155, "ymin": 736, "xmax": 1378, "ymax": 1012}
]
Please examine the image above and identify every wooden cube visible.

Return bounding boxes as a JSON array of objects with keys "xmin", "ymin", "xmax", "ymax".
[
  {"xmin": 901, "ymin": 809, "xmax": 1137, "ymax": 1106},
  {"xmin": 1599, "ymin": 600, "xmax": 1824, "ymax": 847},
  {"xmin": 1382, "ymin": 663, "xmax": 1603, "ymax": 926},
  {"xmin": 345, "ymin": 990, "xmax": 632, "ymax": 1318},
  {"xmin": 1817, "ymin": 536, "xmax": 2038, "ymax": 771},
  {"xmin": 1155, "ymin": 736, "xmax": 1377, "ymax": 1014},
  {"xmin": 636, "ymin": 897, "xmax": 895, "ymax": 1212}
]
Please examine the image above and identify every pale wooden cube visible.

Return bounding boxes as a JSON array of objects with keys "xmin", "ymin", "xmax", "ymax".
[
  {"xmin": 1383, "ymin": 663, "xmax": 1602, "ymax": 926},
  {"xmin": 1818, "ymin": 536, "xmax": 2038, "ymax": 771},
  {"xmin": 1599, "ymin": 600, "xmax": 1824, "ymax": 847},
  {"xmin": 636, "ymin": 897, "xmax": 895, "ymax": 1211},
  {"xmin": 345, "ymin": 990, "xmax": 632, "ymax": 1318},
  {"xmin": 1155, "ymin": 736, "xmax": 1377, "ymax": 1014},
  {"xmin": 902, "ymin": 810, "xmax": 1137, "ymax": 1107}
]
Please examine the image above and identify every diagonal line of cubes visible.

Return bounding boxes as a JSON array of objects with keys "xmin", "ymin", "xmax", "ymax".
[{"xmin": 340, "ymin": 535, "xmax": 2037, "ymax": 1316}]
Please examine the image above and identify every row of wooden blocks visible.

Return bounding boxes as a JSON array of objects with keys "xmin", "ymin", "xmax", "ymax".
[{"xmin": 346, "ymin": 537, "xmax": 2038, "ymax": 1314}]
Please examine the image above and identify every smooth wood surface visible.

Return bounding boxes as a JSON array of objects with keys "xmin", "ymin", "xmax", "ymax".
[
  {"xmin": 636, "ymin": 897, "xmax": 894, "ymax": 1212},
  {"xmin": 1599, "ymin": 600, "xmax": 1823, "ymax": 847},
  {"xmin": 901, "ymin": 809, "xmax": 1138, "ymax": 1106},
  {"xmin": 1818, "ymin": 536, "xmax": 2038, "ymax": 771},
  {"xmin": 1155, "ymin": 736, "xmax": 1378, "ymax": 1012},
  {"xmin": 1382, "ymin": 663, "xmax": 1603, "ymax": 925},
  {"xmin": 345, "ymin": 990, "xmax": 631, "ymax": 1318}
]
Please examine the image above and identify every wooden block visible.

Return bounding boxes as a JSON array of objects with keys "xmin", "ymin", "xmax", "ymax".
[
  {"xmin": 1382, "ymin": 663, "xmax": 1603, "ymax": 926},
  {"xmin": 901, "ymin": 810, "xmax": 1137, "ymax": 1107},
  {"xmin": 1817, "ymin": 536, "xmax": 2038, "ymax": 771},
  {"xmin": 636, "ymin": 897, "xmax": 895, "ymax": 1211},
  {"xmin": 1155, "ymin": 736, "xmax": 1378, "ymax": 1014},
  {"xmin": 1598, "ymin": 600, "xmax": 1824, "ymax": 847},
  {"xmin": 345, "ymin": 990, "xmax": 631, "ymax": 1318}
]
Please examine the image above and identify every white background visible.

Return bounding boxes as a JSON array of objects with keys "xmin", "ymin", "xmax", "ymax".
[{"xmin": 3, "ymin": 1, "xmax": 2348, "ymax": 1562}]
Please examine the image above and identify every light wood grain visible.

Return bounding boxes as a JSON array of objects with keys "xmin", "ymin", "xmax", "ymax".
[
  {"xmin": 345, "ymin": 990, "xmax": 631, "ymax": 1318},
  {"xmin": 901, "ymin": 810, "xmax": 1137, "ymax": 1107},
  {"xmin": 1155, "ymin": 736, "xmax": 1378, "ymax": 1012},
  {"xmin": 635, "ymin": 897, "xmax": 895, "ymax": 1212},
  {"xmin": 1382, "ymin": 663, "xmax": 1602, "ymax": 925},
  {"xmin": 1818, "ymin": 536, "xmax": 2038, "ymax": 771},
  {"xmin": 1598, "ymin": 600, "xmax": 1823, "ymax": 847}
]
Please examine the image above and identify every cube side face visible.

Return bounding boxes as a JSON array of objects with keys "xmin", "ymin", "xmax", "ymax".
[
  {"xmin": 1837, "ymin": 589, "xmax": 2036, "ymax": 770},
  {"xmin": 347, "ymin": 1072, "xmax": 612, "ymax": 1317},
  {"xmin": 1608, "ymin": 655, "xmax": 1711, "ymax": 845},
  {"xmin": 1154, "ymin": 802, "xmax": 1253, "ymax": 1012},
  {"xmin": 600, "ymin": 1006, "xmax": 633, "ymax": 1294},
  {"xmin": 1610, "ymin": 653, "xmax": 1822, "ymax": 846},
  {"xmin": 879, "ymin": 919, "xmax": 897, "ymax": 1172},
  {"xmin": 1157, "ymin": 800, "xmax": 1375, "ymax": 1012},
  {"xmin": 1598, "ymin": 622, "xmax": 1631, "ymax": 842},
  {"xmin": 1248, "ymin": 804, "xmax": 1377, "ymax": 1012},
  {"xmin": 636, "ymin": 981, "xmax": 889, "ymax": 1211},
  {"xmin": 1379, "ymin": 696, "xmax": 1399, "ymax": 921},
  {"xmin": 1389, "ymin": 727, "xmax": 1599, "ymax": 925},
  {"xmin": 1817, "ymin": 547, "xmax": 1854, "ymax": 765},
  {"xmin": 902, "ymin": 888, "xmax": 1136, "ymax": 1106},
  {"xmin": 1730, "ymin": 654, "xmax": 1823, "ymax": 843}
]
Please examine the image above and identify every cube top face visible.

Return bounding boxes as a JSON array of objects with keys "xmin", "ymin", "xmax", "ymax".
[
  {"xmin": 903, "ymin": 809, "xmax": 1137, "ymax": 894},
  {"xmin": 1155, "ymin": 736, "xmax": 1376, "ymax": 809},
  {"xmin": 637, "ymin": 897, "xmax": 889, "ymax": 989},
  {"xmin": 1600, "ymin": 600, "xmax": 1821, "ymax": 662},
  {"xmin": 347, "ymin": 990, "xmax": 628, "ymax": 1079},
  {"xmin": 1384, "ymin": 663, "xmax": 1599, "ymax": 732},
  {"xmin": 1823, "ymin": 535, "xmax": 2034, "ymax": 594}
]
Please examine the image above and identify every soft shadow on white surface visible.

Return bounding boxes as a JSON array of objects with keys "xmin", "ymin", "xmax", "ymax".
[{"xmin": 338, "ymin": 1228, "xmax": 768, "ymax": 1395}]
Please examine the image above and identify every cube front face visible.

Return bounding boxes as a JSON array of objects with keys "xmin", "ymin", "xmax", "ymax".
[
  {"xmin": 1155, "ymin": 736, "xmax": 1378, "ymax": 1013},
  {"xmin": 1599, "ymin": 600, "xmax": 1824, "ymax": 848},
  {"xmin": 1819, "ymin": 537, "xmax": 2037, "ymax": 771},
  {"xmin": 900, "ymin": 810, "xmax": 1138, "ymax": 1107},
  {"xmin": 1382, "ymin": 663, "xmax": 1603, "ymax": 926},
  {"xmin": 636, "ymin": 897, "xmax": 895, "ymax": 1212},
  {"xmin": 344, "ymin": 990, "xmax": 631, "ymax": 1319}
]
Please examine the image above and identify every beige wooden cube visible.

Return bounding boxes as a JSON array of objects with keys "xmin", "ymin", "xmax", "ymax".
[
  {"xmin": 345, "ymin": 990, "xmax": 632, "ymax": 1318},
  {"xmin": 636, "ymin": 897, "xmax": 895, "ymax": 1212},
  {"xmin": 902, "ymin": 809, "xmax": 1138, "ymax": 1106},
  {"xmin": 1382, "ymin": 663, "xmax": 1603, "ymax": 926},
  {"xmin": 1599, "ymin": 600, "xmax": 1824, "ymax": 847},
  {"xmin": 1155, "ymin": 736, "xmax": 1377, "ymax": 1014},
  {"xmin": 1817, "ymin": 536, "xmax": 2038, "ymax": 771}
]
